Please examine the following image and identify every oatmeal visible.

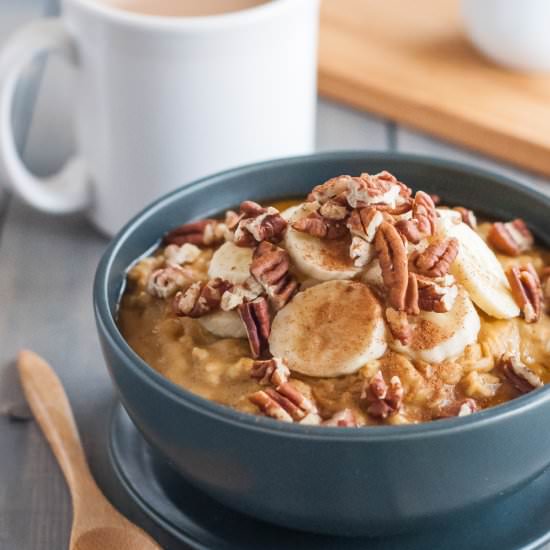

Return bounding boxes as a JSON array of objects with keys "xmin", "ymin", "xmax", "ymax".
[{"xmin": 118, "ymin": 171, "xmax": 550, "ymax": 426}]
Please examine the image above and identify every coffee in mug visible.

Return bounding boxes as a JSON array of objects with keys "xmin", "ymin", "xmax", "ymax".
[{"xmin": 104, "ymin": 0, "xmax": 270, "ymax": 17}]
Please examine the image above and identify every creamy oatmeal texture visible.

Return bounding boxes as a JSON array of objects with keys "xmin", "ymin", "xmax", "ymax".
[{"xmin": 118, "ymin": 172, "xmax": 550, "ymax": 426}]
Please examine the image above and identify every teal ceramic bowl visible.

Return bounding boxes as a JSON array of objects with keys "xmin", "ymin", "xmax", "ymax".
[{"xmin": 94, "ymin": 152, "xmax": 550, "ymax": 536}]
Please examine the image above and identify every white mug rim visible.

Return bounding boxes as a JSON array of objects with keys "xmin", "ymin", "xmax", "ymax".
[{"xmin": 63, "ymin": 0, "xmax": 298, "ymax": 32}]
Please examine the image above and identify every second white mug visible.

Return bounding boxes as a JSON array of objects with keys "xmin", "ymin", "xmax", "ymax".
[{"xmin": 0, "ymin": 0, "xmax": 320, "ymax": 235}]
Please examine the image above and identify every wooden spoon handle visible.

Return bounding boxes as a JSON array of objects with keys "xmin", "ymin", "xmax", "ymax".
[{"xmin": 17, "ymin": 350, "xmax": 98, "ymax": 499}]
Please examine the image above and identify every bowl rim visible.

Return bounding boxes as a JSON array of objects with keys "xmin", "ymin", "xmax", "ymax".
[{"xmin": 94, "ymin": 150, "xmax": 550, "ymax": 441}]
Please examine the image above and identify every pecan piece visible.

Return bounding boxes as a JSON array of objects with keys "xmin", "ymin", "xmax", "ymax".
[
  {"xmin": 147, "ymin": 266, "xmax": 194, "ymax": 298},
  {"xmin": 488, "ymin": 219, "xmax": 534, "ymax": 256},
  {"xmin": 437, "ymin": 398, "xmax": 478, "ymax": 418},
  {"xmin": 349, "ymin": 236, "xmax": 374, "ymax": 268},
  {"xmin": 453, "ymin": 207, "xmax": 477, "ymax": 229},
  {"xmin": 250, "ymin": 241, "xmax": 298, "ymax": 310},
  {"xmin": 347, "ymin": 171, "xmax": 405, "ymax": 209},
  {"xmin": 394, "ymin": 189, "xmax": 437, "ymax": 244},
  {"xmin": 220, "ymin": 277, "xmax": 263, "ymax": 311},
  {"xmin": 322, "ymin": 409, "xmax": 358, "ymax": 427},
  {"xmin": 394, "ymin": 217, "xmax": 432, "ymax": 245},
  {"xmin": 374, "ymin": 222, "xmax": 409, "ymax": 310},
  {"xmin": 164, "ymin": 243, "xmax": 201, "ymax": 266},
  {"xmin": 405, "ymin": 273, "xmax": 420, "ymax": 316},
  {"xmin": 173, "ymin": 278, "xmax": 232, "ymax": 317},
  {"xmin": 307, "ymin": 175, "xmax": 352, "ymax": 204},
  {"xmin": 164, "ymin": 219, "xmax": 227, "ymax": 247},
  {"xmin": 385, "ymin": 307, "xmax": 411, "ymax": 345},
  {"xmin": 499, "ymin": 353, "xmax": 542, "ymax": 393},
  {"xmin": 541, "ymin": 267, "xmax": 550, "ymax": 311},
  {"xmin": 347, "ymin": 207, "xmax": 385, "ymax": 242},
  {"xmin": 319, "ymin": 200, "xmax": 348, "ymax": 221},
  {"xmin": 292, "ymin": 211, "xmax": 347, "ymax": 240},
  {"xmin": 249, "ymin": 390, "xmax": 293, "ymax": 423},
  {"xmin": 249, "ymin": 383, "xmax": 317, "ymax": 422},
  {"xmin": 410, "ymin": 238, "xmax": 459, "ymax": 278},
  {"xmin": 363, "ymin": 371, "xmax": 404, "ymax": 419},
  {"xmin": 238, "ymin": 297, "xmax": 271, "ymax": 358},
  {"xmin": 506, "ymin": 263, "xmax": 542, "ymax": 323},
  {"xmin": 417, "ymin": 274, "xmax": 458, "ymax": 313},
  {"xmin": 233, "ymin": 201, "xmax": 287, "ymax": 246},
  {"xmin": 374, "ymin": 200, "xmax": 413, "ymax": 215},
  {"xmin": 412, "ymin": 191, "xmax": 437, "ymax": 236},
  {"xmin": 250, "ymin": 357, "xmax": 290, "ymax": 387}
]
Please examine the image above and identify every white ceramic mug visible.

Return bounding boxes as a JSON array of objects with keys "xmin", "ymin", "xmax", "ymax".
[
  {"xmin": 0, "ymin": 0, "xmax": 319, "ymax": 235},
  {"xmin": 462, "ymin": 0, "xmax": 550, "ymax": 72}
]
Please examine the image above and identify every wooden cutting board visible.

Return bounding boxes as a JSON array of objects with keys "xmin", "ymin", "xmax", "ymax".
[{"xmin": 318, "ymin": 0, "xmax": 550, "ymax": 177}]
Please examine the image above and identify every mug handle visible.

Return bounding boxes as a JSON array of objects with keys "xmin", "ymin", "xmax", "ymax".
[{"xmin": 0, "ymin": 18, "xmax": 90, "ymax": 213}]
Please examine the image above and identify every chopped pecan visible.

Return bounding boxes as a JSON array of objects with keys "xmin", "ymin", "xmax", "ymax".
[
  {"xmin": 347, "ymin": 207, "xmax": 385, "ymax": 242},
  {"xmin": 172, "ymin": 278, "xmax": 231, "ymax": 317},
  {"xmin": 238, "ymin": 297, "xmax": 271, "ymax": 358},
  {"xmin": 417, "ymin": 275, "xmax": 458, "ymax": 313},
  {"xmin": 319, "ymin": 200, "xmax": 348, "ymax": 220},
  {"xmin": 164, "ymin": 243, "xmax": 201, "ymax": 266},
  {"xmin": 363, "ymin": 371, "xmax": 404, "ymax": 419},
  {"xmin": 453, "ymin": 207, "xmax": 477, "ymax": 229},
  {"xmin": 499, "ymin": 353, "xmax": 543, "ymax": 393},
  {"xmin": 541, "ymin": 267, "xmax": 550, "ymax": 310},
  {"xmin": 374, "ymin": 200, "xmax": 413, "ymax": 215},
  {"xmin": 224, "ymin": 209, "xmax": 240, "ymax": 231},
  {"xmin": 249, "ymin": 383, "xmax": 317, "ymax": 422},
  {"xmin": 349, "ymin": 236, "xmax": 374, "ymax": 268},
  {"xmin": 437, "ymin": 398, "xmax": 478, "ymax": 418},
  {"xmin": 410, "ymin": 238, "xmax": 459, "ymax": 278},
  {"xmin": 233, "ymin": 201, "xmax": 287, "ymax": 247},
  {"xmin": 308, "ymin": 171, "xmax": 411, "ymax": 211},
  {"xmin": 292, "ymin": 211, "xmax": 347, "ymax": 240},
  {"xmin": 410, "ymin": 191, "xmax": 437, "ymax": 238},
  {"xmin": 147, "ymin": 266, "xmax": 194, "ymax": 298},
  {"xmin": 347, "ymin": 171, "xmax": 404, "ymax": 209},
  {"xmin": 488, "ymin": 219, "xmax": 534, "ymax": 256},
  {"xmin": 405, "ymin": 273, "xmax": 420, "ymax": 316},
  {"xmin": 276, "ymin": 383, "xmax": 317, "ymax": 416},
  {"xmin": 322, "ymin": 409, "xmax": 358, "ymax": 427},
  {"xmin": 307, "ymin": 175, "xmax": 352, "ymax": 204},
  {"xmin": 385, "ymin": 307, "xmax": 411, "ymax": 345},
  {"xmin": 250, "ymin": 241, "xmax": 299, "ymax": 310},
  {"xmin": 248, "ymin": 390, "xmax": 293, "ymax": 422},
  {"xmin": 394, "ymin": 217, "xmax": 432, "ymax": 245},
  {"xmin": 393, "ymin": 190, "xmax": 438, "ymax": 245},
  {"xmin": 250, "ymin": 357, "xmax": 290, "ymax": 387},
  {"xmin": 220, "ymin": 277, "xmax": 263, "ymax": 311},
  {"xmin": 506, "ymin": 264, "xmax": 542, "ymax": 323},
  {"xmin": 164, "ymin": 219, "xmax": 227, "ymax": 247},
  {"xmin": 374, "ymin": 222, "xmax": 409, "ymax": 310}
]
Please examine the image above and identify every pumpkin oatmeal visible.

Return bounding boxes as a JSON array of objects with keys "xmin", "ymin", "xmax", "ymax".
[{"xmin": 118, "ymin": 171, "xmax": 550, "ymax": 427}]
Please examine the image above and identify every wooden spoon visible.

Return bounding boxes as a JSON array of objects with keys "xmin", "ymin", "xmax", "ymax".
[{"xmin": 17, "ymin": 350, "xmax": 162, "ymax": 550}]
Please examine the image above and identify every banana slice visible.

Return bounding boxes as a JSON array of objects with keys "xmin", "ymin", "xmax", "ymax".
[
  {"xmin": 391, "ymin": 287, "xmax": 480, "ymax": 363},
  {"xmin": 208, "ymin": 241, "xmax": 253, "ymax": 284},
  {"xmin": 269, "ymin": 280, "xmax": 387, "ymax": 377},
  {"xmin": 438, "ymin": 216, "xmax": 519, "ymax": 319},
  {"xmin": 198, "ymin": 310, "xmax": 247, "ymax": 339},
  {"xmin": 282, "ymin": 204, "xmax": 360, "ymax": 281}
]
